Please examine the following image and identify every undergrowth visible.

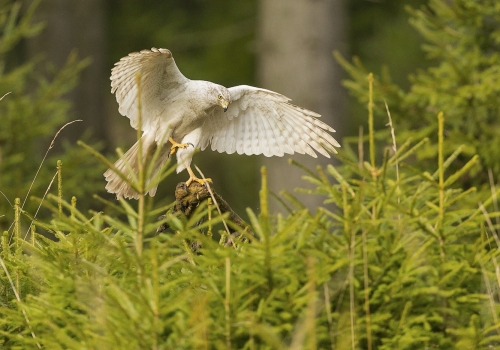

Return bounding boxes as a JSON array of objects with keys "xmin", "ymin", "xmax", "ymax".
[{"xmin": 1, "ymin": 70, "xmax": 499, "ymax": 350}]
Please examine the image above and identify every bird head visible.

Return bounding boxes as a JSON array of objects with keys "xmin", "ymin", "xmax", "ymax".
[{"xmin": 216, "ymin": 87, "xmax": 230, "ymax": 112}]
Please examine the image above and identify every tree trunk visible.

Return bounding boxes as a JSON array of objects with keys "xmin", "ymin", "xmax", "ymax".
[
  {"xmin": 257, "ymin": 0, "xmax": 346, "ymax": 213},
  {"xmin": 25, "ymin": 0, "xmax": 108, "ymax": 145}
]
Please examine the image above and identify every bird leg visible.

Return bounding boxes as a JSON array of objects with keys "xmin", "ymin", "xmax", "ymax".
[
  {"xmin": 169, "ymin": 137, "xmax": 193, "ymax": 155},
  {"xmin": 186, "ymin": 166, "xmax": 212, "ymax": 187}
]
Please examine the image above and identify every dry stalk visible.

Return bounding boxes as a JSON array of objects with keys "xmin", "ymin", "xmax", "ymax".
[{"xmin": 194, "ymin": 165, "xmax": 235, "ymax": 248}]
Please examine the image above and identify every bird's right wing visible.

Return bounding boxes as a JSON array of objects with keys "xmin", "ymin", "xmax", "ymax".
[
  {"xmin": 111, "ymin": 48, "xmax": 189, "ymax": 132},
  {"xmin": 200, "ymin": 85, "xmax": 340, "ymax": 158}
]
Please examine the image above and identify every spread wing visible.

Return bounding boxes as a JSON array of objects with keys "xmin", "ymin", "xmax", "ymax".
[
  {"xmin": 111, "ymin": 48, "xmax": 189, "ymax": 132},
  {"xmin": 200, "ymin": 85, "xmax": 340, "ymax": 158}
]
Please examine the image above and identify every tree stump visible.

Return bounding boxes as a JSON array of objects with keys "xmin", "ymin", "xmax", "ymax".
[{"xmin": 157, "ymin": 182, "xmax": 253, "ymax": 245}]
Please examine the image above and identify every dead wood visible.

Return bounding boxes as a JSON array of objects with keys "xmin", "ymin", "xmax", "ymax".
[{"xmin": 156, "ymin": 182, "xmax": 253, "ymax": 241}]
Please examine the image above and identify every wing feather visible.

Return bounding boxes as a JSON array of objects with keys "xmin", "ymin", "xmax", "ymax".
[
  {"xmin": 225, "ymin": 117, "xmax": 237, "ymax": 154},
  {"xmin": 216, "ymin": 117, "xmax": 228, "ymax": 153},
  {"xmin": 270, "ymin": 108, "xmax": 294, "ymax": 155},
  {"xmin": 281, "ymin": 104, "xmax": 340, "ymax": 148},
  {"xmin": 284, "ymin": 113, "xmax": 327, "ymax": 158},
  {"xmin": 243, "ymin": 107, "xmax": 253, "ymax": 155},
  {"xmin": 260, "ymin": 108, "xmax": 281, "ymax": 157},
  {"xmin": 110, "ymin": 48, "xmax": 189, "ymax": 132},
  {"xmin": 280, "ymin": 106, "xmax": 335, "ymax": 157},
  {"xmin": 236, "ymin": 109, "xmax": 246, "ymax": 155},
  {"xmin": 249, "ymin": 109, "xmax": 259, "ymax": 155},
  {"xmin": 200, "ymin": 85, "xmax": 339, "ymax": 158},
  {"xmin": 257, "ymin": 110, "xmax": 267, "ymax": 155}
]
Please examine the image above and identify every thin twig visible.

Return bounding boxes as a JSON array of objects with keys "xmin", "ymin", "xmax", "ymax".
[
  {"xmin": 21, "ymin": 119, "xmax": 82, "ymax": 211},
  {"xmin": 385, "ymin": 100, "xmax": 400, "ymax": 207},
  {"xmin": 362, "ymin": 226, "xmax": 372, "ymax": 350},
  {"xmin": 324, "ymin": 283, "xmax": 335, "ymax": 350},
  {"xmin": 0, "ymin": 91, "xmax": 11, "ymax": 102},
  {"xmin": 478, "ymin": 255, "xmax": 500, "ymax": 338},
  {"xmin": 344, "ymin": 184, "xmax": 356, "ymax": 350},
  {"xmin": 194, "ymin": 165, "xmax": 235, "ymax": 248},
  {"xmin": 358, "ymin": 126, "xmax": 363, "ymax": 171},
  {"xmin": 225, "ymin": 257, "xmax": 232, "ymax": 349},
  {"xmin": 479, "ymin": 202, "xmax": 500, "ymax": 248},
  {"xmin": 488, "ymin": 169, "xmax": 500, "ymax": 233},
  {"xmin": 349, "ymin": 228, "xmax": 356, "ymax": 350},
  {"xmin": 478, "ymin": 203, "xmax": 500, "ymax": 296},
  {"xmin": 9, "ymin": 120, "xmax": 82, "ymax": 238},
  {"xmin": 368, "ymin": 73, "xmax": 375, "ymax": 173},
  {"xmin": 23, "ymin": 171, "xmax": 58, "ymax": 241},
  {"xmin": 437, "ymin": 112, "xmax": 445, "ymax": 262},
  {"xmin": 0, "ymin": 189, "xmax": 13, "ymax": 208}
]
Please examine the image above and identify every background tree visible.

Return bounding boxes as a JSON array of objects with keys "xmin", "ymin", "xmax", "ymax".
[{"xmin": 257, "ymin": 0, "xmax": 347, "ymax": 213}]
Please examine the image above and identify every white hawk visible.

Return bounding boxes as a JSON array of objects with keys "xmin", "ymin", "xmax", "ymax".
[{"xmin": 104, "ymin": 48, "xmax": 340, "ymax": 199}]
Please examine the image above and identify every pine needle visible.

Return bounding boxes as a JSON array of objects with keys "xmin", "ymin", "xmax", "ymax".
[{"xmin": 0, "ymin": 255, "xmax": 41, "ymax": 348}]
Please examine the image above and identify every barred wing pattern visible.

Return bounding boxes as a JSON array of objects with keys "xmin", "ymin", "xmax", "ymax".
[
  {"xmin": 110, "ymin": 48, "xmax": 189, "ymax": 132},
  {"xmin": 200, "ymin": 85, "xmax": 340, "ymax": 158}
]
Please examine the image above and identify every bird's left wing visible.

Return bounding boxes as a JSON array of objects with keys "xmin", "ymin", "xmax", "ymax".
[{"xmin": 200, "ymin": 85, "xmax": 340, "ymax": 158}]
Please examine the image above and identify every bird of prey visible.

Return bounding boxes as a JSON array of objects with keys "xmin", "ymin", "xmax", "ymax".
[{"xmin": 104, "ymin": 48, "xmax": 340, "ymax": 199}]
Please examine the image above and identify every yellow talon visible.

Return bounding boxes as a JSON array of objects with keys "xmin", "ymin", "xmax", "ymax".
[
  {"xmin": 169, "ymin": 137, "xmax": 191, "ymax": 155},
  {"xmin": 186, "ymin": 166, "xmax": 212, "ymax": 187},
  {"xmin": 186, "ymin": 177, "xmax": 212, "ymax": 187}
]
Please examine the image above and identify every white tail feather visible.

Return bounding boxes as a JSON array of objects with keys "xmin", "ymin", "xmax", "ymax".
[{"xmin": 104, "ymin": 139, "xmax": 170, "ymax": 200}]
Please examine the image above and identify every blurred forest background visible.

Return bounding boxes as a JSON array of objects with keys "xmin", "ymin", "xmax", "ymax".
[{"xmin": 0, "ymin": 0, "xmax": 427, "ymax": 229}]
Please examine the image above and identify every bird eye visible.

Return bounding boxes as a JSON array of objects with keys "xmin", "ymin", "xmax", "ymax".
[{"xmin": 218, "ymin": 94, "xmax": 223, "ymax": 99}]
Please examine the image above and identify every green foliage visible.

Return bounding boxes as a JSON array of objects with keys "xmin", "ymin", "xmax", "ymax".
[
  {"xmin": 336, "ymin": 0, "xmax": 500, "ymax": 189},
  {"xmin": 1, "ymin": 1, "xmax": 500, "ymax": 348},
  {"xmin": 0, "ymin": 1, "xmax": 105, "ymax": 231},
  {"xmin": 1, "ymin": 72, "xmax": 499, "ymax": 348}
]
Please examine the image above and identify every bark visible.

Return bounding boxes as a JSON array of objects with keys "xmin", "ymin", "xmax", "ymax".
[
  {"xmin": 157, "ymin": 182, "xmax": 253, "ymax": 240},
  {"xmin": 257, "ymin": 0, "xmax": 347, "ymax": 213}
]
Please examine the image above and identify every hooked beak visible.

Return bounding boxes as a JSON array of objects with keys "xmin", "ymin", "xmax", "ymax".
[{"xmin": 222, "ymin": 101, "xmax": 229, "ymax": 112}]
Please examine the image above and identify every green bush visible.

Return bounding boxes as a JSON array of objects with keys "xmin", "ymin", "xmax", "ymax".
[
  {"xmin": 336, "ymin": 0, "xmax": 500, "ymax": 190},
  {"xmin": 1, "ymin": 73, "xmax": 498, "ymax": 349}
]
